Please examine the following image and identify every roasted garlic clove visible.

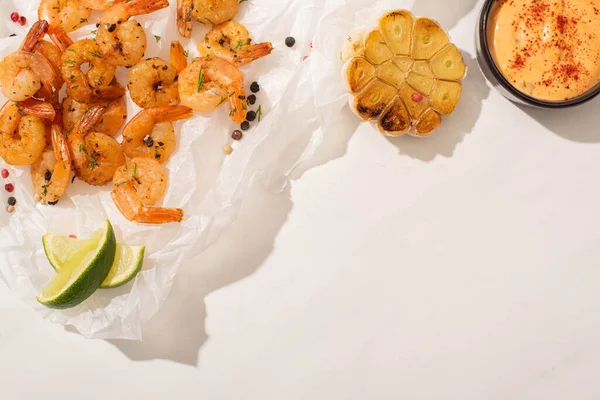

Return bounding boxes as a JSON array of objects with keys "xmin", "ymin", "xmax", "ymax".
[
  {"xmin": 430, "ymin": 44, "xmax": 467, "ymax": 81},
  {"xmin": 393, "ymin": 56, "xmax": 414, "ymax": 73},
  {"xmin": 378, "ymin": 10, "xmax": 414, "ymax": 56},
  {"xmin": 344, "ymin": 57, "xmax": 377, "ymax": 93},
  {"xmin": 407, "ymin": 72, "xmax": 435, "ymax": 96},
  {"xmin": 351, "ymin": 80, "xmax": 398, "ymax": 120},
  {"xmin": 412, "ymin": 18, "xmax": 449, "ymax": 60},
  {"xmin": 399, "ymin": 82, "xmax": 430, "ymax": 119},
  {"xmin": 431, "ymin": 80, "xmax": 462, "ymax": 115},
  {"xmin": 377, "ymin": 61, "xmax": 406, "ymax": 87},
  {"xmin": 378, "ymin": 96, "xmax": 411, "ymax": 136},
  {"xmin": 364, "ymin": 30, "xmax": 394, "ymax": 65},
  {"xmin": 415, "ymin": 108, "xmax": 442, "ymax": 136}
]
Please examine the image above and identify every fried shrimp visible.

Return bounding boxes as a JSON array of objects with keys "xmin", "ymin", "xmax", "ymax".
[
  {"xmin": 177, "ymin": 0, "xmax": 193, "ymax": 38},
  {"xmin": 96, "ymin": 0, "xmax": 170, "ymax": 67},
  {"xmin": 178, "ymin": 56, "xmax": 247, "ymax": 124},
  {"xmin": 170, "ymin": 40, "xmax": 188, "ymax": 74},
  {"xmin": 121, "ymin": 106, "xmax": 192, "ymax": 163},
  {"xmin": 60, "ymin": 38, "xmax": 117, "ymax": 104},
  {"xmin": 198, "ymin": 20, "xmax": 273, "ymax": 66},
  {"xmin": 0, "ymin": 22, "xmax": 58, "ymax": 102},
  {"xmin": 31, "ymin": 125, "xmax": 72, "ymax": 204},
  {"xmin": 63, "ymin": 96, "xmax": 127, "ymax": 136},
  {"xmin": 68, "ymin": 106, "xmax": 125, "ymax": 186},
  {"xmin": 38, "ymin": 0, "xmax": 92, "ymax": 33},
  {"xmin": 128, "ymin": 58, "xmax": 180, "ymax": 108},
  {"xmin": 78, "ymin": 0, "xmax": 124, "ymax": 11},
  {"xmin": 112, "ymin": 157, "xmax": 184, "ymax": 224},
  {"xmin": 0, "ymin": 101, "xmax": 50, "ymax": 166}
]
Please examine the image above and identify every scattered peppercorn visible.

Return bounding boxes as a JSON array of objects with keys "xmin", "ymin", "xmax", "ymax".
[
  {"xmin": 144, "ymin": 135, "xmax": 154, "ymax": 147},
  {"xmin": 6, "ymin": 205, "xmax": 15, "ymax": 213},
  {"xmin": 10, "ymin": 12, "xmax": 19, "ymax": 23},
  {"xmin": 7, "ymin": 197, "xmax": 16, "ymax": 207},
  {"xmin": 44, "ymin": 170, "xmax": 52, "ymax": 181},
  {"xmin": 250, "ymin": 81, "xmax": 260, "ymax": 93},
  {"xmin": 223, "ymin": 145, "xmax": 233, "ymax": 155},
  {"xmin": 9, "ymin": 34, "xmax": 16, "ymax": 37},
  {"xmin": 1, "ymin": 169, "xmax": 8, "ymax": 179},
  {"xmin": 18, "ymin": 16, "xmax": 26, "ymax": 26},
  {"xmin": 232, "ymin": 130, "xmax": 243, "ymax": 140},
  {"xmin": 246, "ymin": 111, "xmax": 256, "ymax": 122},
  {"xmin": 247, "ymin": 94, "xmax": 256, "ymax": 105},
  {"xmin": 411, "ymin": 92, "xmax": 424, "ymax": 102},
  {"xmin": 241, "ymin": 120, "xmax": 250, "ymax": 131},
  {"xmin": 69, "ymin": 234, "xmax": 77, "ymax": 239},
  {"xmin": 5, "ymin": 183, "xmax": 14, "ymax": 193},
  {"xmin": 285, "ymin": 36, "xmax": 296, "ymax": 47}
]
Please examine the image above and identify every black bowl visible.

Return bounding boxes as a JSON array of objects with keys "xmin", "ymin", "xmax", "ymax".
[{"xmin": 475, "ymin": 0, "xmax": 600, "ymax": 108}]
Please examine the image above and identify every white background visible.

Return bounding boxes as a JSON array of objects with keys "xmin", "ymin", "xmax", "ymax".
[{"xmin": 3, "ymin": 0, "xmax": 600, "ymax": 398}]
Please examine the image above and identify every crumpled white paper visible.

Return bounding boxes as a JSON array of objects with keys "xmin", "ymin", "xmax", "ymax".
[
  {"xmin": 0, "ymin": 0, "xmax": 459, "ymax": 340},
  {"xmin": 0, "ymin": 0, "xmax": 325, "ymax": 339}
]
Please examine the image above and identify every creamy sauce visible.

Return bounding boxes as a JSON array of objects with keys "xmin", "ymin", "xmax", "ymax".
[{"xmin": 488, "ymin": 0, "xmax": 600, "ymax": 101}]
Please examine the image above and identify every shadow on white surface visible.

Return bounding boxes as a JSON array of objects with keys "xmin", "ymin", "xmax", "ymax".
[
  {"xmin": 104, "ymin": 119, "xmax": 356, "ymax": 366},
  {"xmin": 411, "ymin": 0, "xmax": 479, "ymax": 29},
  {"xmin": 385, "ymin": 51, "xmax": 490, "ymax": 161},
  {"xmin": 520, "ymin": 98, "xmax": 600, "ymax": 143}
]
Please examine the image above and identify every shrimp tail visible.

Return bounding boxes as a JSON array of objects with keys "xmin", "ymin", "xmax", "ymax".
[
  {"xmin": 177, "ymin": 0, "xmax": 193, "ymax": 38},
  {"xmin": 124, "ymin": 0, "xmax": 170, "ymax": 17},
  {"xmin": 94, "ymin": 79, "xmax": 127, "ymax": 101},
  {"xmin": 148, "ymin": 105, "xmax": 193, "ymax": 122},
  {"xmin": 72, "ymin": 106, "xmax": 106, "ymax": 138},
  {"xmin": 170, "ymin": 40, "xmax": 188, "ymax": 73},
  {"xmin": 17, "ymin": 99, "xmax": 56, "ymax": 120},
  {"xmin": 112, "ymin": 184, "xmax": 184, "ymax": 224},
  {"xmin": 236, "ymin": 42, "xmax": 274, "ymax": 66},
  {"xmin": 229, "ymin": 93, "xmax": 247, "ymax": 125},
  {"xmin": 45, "ymin": 125, "xmax": 72, "ymax": 202},
  {"xmin": 52, "ymin": 126, "xmax": 71, "ymax": 166},
  {"xmin": 48, "ymin": 27, "xmax": 74, "ymax": 52},
  {"xmin": 20, "ymin": 20, "xmax": 49, "ymax": 52}
]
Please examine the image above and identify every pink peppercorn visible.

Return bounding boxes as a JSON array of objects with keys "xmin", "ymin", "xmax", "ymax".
[
  {"xmin": 1, "ymin": 169, "xmax": 8, "ymax": 179},
  {"xmin": 69, "ymin": 234, "xmax": 78, "ymax": 239},
  {"xmin": 411, "ymin": 92, "xmax": 424, "ymax": 102},
  {"xmin": 18, "ymin": 16, "xmax": 26, "ymax": 26},
  {"xmin": 5, "ymin": 183, "xmax": 14, "ymax": 193},
  {"xmin": 10, "ymin": 12, "xmax": 19, "ymax": 22}
]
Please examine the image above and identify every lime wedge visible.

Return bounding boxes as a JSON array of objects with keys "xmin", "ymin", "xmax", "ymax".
[
  {"xmin": 37, "ymin": 220, "xmax": 116, "ymax": 309},
  {"xmin": 44, "ymin": 232, "xmax": 144, "ymax": 289},
  {"xmin": 100, "ymin": 243, "xmax": 145, "ymax": 288}
]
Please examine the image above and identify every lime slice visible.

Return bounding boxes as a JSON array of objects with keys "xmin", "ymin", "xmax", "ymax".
[
  {"xmin": 44, "ymin": 233, "xmax": 144, "ymax": 289},
  {"xmin": 100, "ymin": 244, "xmax": 145, "ymax": 289},
  {"xmin": 37, "ymin": 220, "xmax": 116, "ymax": 309}
]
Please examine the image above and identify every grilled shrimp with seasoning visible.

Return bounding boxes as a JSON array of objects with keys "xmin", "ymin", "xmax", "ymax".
[
  {"xmin": 178, "ymin": 56, "xmax": 247, "ymax": 124},
  {"xmin": 121, "ymin": 106, "xmax": 192, "ymax": 163},
  {"xmin": 38, "ymin": 0, "xmax": 92, "ymax": 33},
  {"xmin": 96, "ymin": 0, "xmax": 170, "ymax": 67},
  {"xmin": 0, "ymin": 101, "xmax": 54, "ymax": 166},
  {"xmin": 0, "ymin": 21, "xmax": 58, "ymax": 101},
  {"xmin": 68, "ymin": 106, "xmax": 125, "ymax": 186},
  {"xmin": 198, "ymin": 20, "xmax": 273, "ymax": 66},
  {"xmin": 112, "ymin": 157, "xmax": 184, "ymax": 224},
  {"xmin": 31, "ymin": 125, "xmax": 72, "ymax": 204},
  {"xmin": 177, "ymin": 0, "xmax": 239, "ymax": 38},
  {"xmin": 63, "ymin": 96, "xmax": 127, "ymax": 136}
]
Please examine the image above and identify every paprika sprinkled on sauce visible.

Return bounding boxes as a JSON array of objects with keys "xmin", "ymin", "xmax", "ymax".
[{"xmin": 489, "ymin": 0, "xmax": 600, "ymax": 101}]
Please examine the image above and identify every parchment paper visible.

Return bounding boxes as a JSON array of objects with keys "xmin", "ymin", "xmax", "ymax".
[{"xmin": 0, "ymin": 0, "xmax": 324, "ymax": 339}]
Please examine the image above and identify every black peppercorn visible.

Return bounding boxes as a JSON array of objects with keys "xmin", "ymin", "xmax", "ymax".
[
  {"xmin": 144, "ymin": 135, "xmax": 154, "ymax": 147},
  {"xmin": 44, "ymin": 170, "xmax": 52, "ymax": 182},
  {"xmin": 285, "ymin": 37, "xmax": 296, "ymax": 47},
  {"xmin": 232, "ymin": 130, "xmax": 243, "ymax": 140},
  {"xmin": 247, "ymin": 94, "xmax": 256, "ymax": 105},
  {"xmin": 246, "ymin": 111, "xmax": 256, "ymax": 122},
  {"xmin": 241, "ymin": 121, "xmax": 250, "ymax": 131},
  {"xmin": 7, "ymin": 197, "xmax": 16, "ymax": 206},
  {"xmin": 250, "ymin": 81, "xmax": 260, "ymax": 93}
]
